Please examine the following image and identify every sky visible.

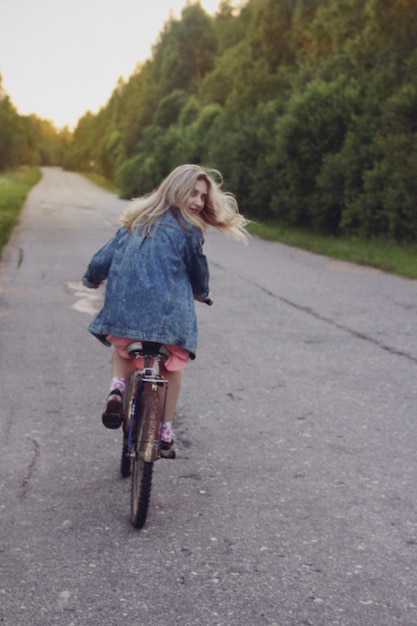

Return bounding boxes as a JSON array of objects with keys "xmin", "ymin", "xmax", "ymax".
[{"xmin": 0, "ymin": 0, "xmax": 223, "ymax": 129}]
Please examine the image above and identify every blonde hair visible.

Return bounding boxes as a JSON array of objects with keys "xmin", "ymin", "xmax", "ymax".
[{"xmin": 120, "ymin": 164, "xmax": 249, "ymax": 242}]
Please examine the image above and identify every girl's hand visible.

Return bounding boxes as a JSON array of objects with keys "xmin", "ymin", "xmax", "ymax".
[{"xmin": 194, "ymin": 293, "xmax": 213, "ymax": 305}]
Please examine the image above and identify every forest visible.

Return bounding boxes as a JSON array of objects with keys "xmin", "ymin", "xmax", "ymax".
[
  {"xmin": 2, "ymin": 0, "xmax": 417, "ymax": 242},
  {"xmin": 0, "ymin": 77, "xmax": 69, "ymax": 170}
]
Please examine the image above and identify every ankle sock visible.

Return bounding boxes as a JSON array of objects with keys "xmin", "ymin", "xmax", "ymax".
[
  {"xmin": 161, "ymin": 421, "xmax": 172, "ymax": 443},
  {"xmin": 110, "ymin": 376, "xmax": 126, "ymax": 395}
]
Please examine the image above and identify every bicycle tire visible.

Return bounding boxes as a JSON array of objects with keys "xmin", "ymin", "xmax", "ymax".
[
  {"xmin": 130, "ymin": 386, "xmax": 159, "ymax": 528},
  {"xmin": 120, "ymin": 434, "xmax": 131, "ymax": 478},
  {"xmin": 120, "ymin": 379, "xmax": 136, "ymax": 478}
]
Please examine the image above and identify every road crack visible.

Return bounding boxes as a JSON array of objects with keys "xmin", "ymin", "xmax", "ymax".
[
  {"xmin": 20, "ymin": 438, "xmax": 40, "ymax": 500},
  {"xmin": 241, "ymin": 276, "xmax": 417, "ymax": 366}
]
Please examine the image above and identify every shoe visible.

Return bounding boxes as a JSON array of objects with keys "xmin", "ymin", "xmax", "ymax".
[
  {"xmin": 102, "ymin": 389, "xmax": 123, "ymax": 429},
  {"xmin": 160, "ymin": 439, "xmax": 176, "ymax": 459}
]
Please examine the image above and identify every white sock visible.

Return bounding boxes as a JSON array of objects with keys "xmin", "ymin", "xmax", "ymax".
[
  {"xmin": 161, "ymin": 421, "xmax": 172, "ymax": 443},
  {"xmin": 110, "ymin": 376, "xmax": 126, "ymax": 395}
]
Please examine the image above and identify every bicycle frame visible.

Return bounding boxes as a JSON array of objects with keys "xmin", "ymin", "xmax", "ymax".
[
  {"xmin": 124, "ymin": 356, "xmax": 168, "ymax": 463},
  {"xmin": 119, "ymin": 342, "xmax": 171, "ymax": 528}
]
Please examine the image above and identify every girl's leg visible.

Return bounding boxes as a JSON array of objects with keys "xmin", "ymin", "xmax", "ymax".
[
  {"xmin": 103, "ymin": 350, "xmax": 135, "ymax": 429},
  {"xmin": 111, "ymin": 348, "xmax": 136, "ymax": 381},
  {"xmin": 160, "ymin": 366, "xmax": 182, "ymax": 422},
  {"xmin": 159, "ymin": 365, "xmax": 182, "ymax": 443},
  {"xmin": 105, "ymin": 349, "xmax": 183, "ymax": 439}
]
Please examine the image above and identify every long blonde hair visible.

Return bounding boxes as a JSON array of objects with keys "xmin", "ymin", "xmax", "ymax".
[{"xmin": 120, "ymin": 164, "xmax": 249, "ymax": 242}]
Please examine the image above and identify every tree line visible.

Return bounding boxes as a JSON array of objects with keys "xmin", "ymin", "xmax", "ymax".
[
  {"xmin": 3, "ymin": 0, "xmax": 417, "ymax": 242},
  {"xmin": 0, "ymin": 76, "xmax": 69, "ymax": 171}
]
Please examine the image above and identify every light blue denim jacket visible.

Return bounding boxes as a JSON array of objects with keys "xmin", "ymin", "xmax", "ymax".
[{"xmin": 82, "ymin": 208, "xmax": 210, "ymax": 359}]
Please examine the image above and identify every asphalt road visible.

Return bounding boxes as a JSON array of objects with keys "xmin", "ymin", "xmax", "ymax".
[{"xmin": 1, "ymin": 167, "xmax": 416, "ymax": 626}]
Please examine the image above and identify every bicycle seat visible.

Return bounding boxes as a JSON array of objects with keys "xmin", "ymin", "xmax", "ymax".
[{"xmin": 126, "ymin": 341, "xmax": 170, "ymax": 359}]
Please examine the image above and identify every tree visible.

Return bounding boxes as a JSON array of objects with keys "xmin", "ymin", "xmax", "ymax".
[
  {"xmin": 0, "ymin": 75, "xmax": 24, "ymax": 170},
  {"xmin": 67, "ymin": 0, "xmax": 417, "ymax": 242},
  {"xmin": 152, "ymin": 4, "xmax": 217, "ymax": 96},
  {"xmin": 0, "ymin": 74, "xmax": 65, "ymax": 170}
]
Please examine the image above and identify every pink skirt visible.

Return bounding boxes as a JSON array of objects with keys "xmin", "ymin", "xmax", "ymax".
[{"xmin": 106, "ymin": 335, "xmax": 190, "ymax": 372}]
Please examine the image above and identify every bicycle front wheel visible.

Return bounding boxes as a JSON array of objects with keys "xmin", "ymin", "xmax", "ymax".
[
  {"xmin": 121, "ymin": 378, "xmax": 136, "ymax": 478},
  {"xmin": 120, "ymin": 433, "xmax": 131, "ymax": 478},
  {"xmin": 130, "ymin": 386, "xmax": 159, "ymax": 528},
  {"xmin": 131, "ymin": 459, "xmax": 153, "ymax": 528}
]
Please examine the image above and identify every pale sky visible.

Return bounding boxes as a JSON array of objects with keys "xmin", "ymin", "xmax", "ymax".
[{"xmin": 0, "ymin": 0, "xmax": 224, "ymax": 129}]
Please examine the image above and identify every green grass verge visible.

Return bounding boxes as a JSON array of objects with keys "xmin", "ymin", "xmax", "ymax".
[
  {"xmin": 0, "ymin": 167, "xmax": 42, "ymax": 257},
  {"xmin": 248, "ymin": 221, "xmax": 417, "ymax": 280},
  {"xmin": 82, "ymin": 172, "xmax": 119, "ymax": 194}
]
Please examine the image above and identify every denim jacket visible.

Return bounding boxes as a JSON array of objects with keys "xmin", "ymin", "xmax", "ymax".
[{"xmin": 82, "ymin": 208, "xmax": 210, "ymax": 358}]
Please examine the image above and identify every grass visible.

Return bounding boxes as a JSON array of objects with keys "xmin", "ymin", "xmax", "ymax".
[
  {"xmin": 0, "ymin": 167, "xmax": 42, "ymax": 257},
  {"xmin": 82, "ymin": 171, "xmax": 119, "ymax": 194},
  {"xmin": 248, "ymin": 221, "xmax": 417, "ymax": 280}
]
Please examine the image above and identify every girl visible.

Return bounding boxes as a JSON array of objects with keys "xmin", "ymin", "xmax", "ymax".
[{"xmin": 82, "ymin": 164, "xmax": 248, "ymax": 456}]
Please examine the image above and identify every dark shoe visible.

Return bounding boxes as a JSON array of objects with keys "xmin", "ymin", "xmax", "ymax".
[
  {"xmin": 160, "ymin": 438, "xmax": 176, "ymax": 459},
  {"xmin": 102, "ymin": 389, "xmax": 123, "ymax": 429}
]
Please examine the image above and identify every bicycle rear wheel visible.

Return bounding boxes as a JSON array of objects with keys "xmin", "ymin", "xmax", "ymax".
[{"xmin": 130, "ymin": 386, "xmax": 159, "ymax": 528}]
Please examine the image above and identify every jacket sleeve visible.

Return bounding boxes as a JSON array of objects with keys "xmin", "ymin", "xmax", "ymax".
[
  {"xmin": 82, "ymin": 227, "xmax": 123, "ymax": 289},
  {"xmin": 186, "ymin": 230, "xmax": 210, "ymax": 300}
]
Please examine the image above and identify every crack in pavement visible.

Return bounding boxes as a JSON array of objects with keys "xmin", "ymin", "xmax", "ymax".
[
  {"xmin": 20, "ymin": 438, "xmax": 40, "ymax": 500},
  {"xmin": 239, "ymin": 274, "xmax": 417, "ymax": 366}
]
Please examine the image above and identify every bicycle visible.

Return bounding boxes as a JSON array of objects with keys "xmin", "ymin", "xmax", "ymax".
[
  {"xmin": 119, "ymin": 340, "xmax": 174, "ymax": 529},
  {"xmin": 119, "ymin": 299, "xmax": 212, "ymax": 529}
]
